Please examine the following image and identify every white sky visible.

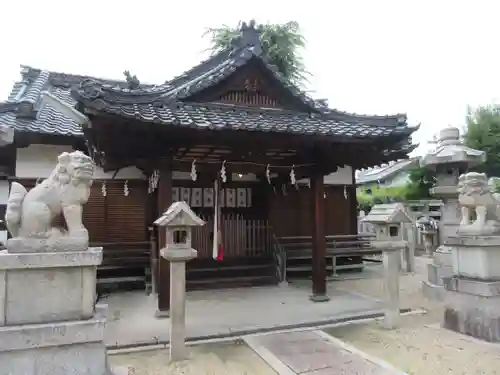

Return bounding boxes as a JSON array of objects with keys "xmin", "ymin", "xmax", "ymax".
[{"xmin": 1, "ymin": 0, "xmax": 499, "ymax": 155}]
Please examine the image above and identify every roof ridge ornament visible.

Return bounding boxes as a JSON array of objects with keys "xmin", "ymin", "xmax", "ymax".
[
  {"xmin": 123, "ymin": 70, "xmax": 141, "ymax": 90},
  {"xmin": 75, "ymin": 79, "xmax": 104, "ymax": 101},
  {"xmin": 231, "ymin": 19, "xmax": 262, "ymax": 52}
]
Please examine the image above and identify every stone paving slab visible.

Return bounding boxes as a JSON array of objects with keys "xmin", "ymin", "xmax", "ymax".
[
  {"xmin": 103, "ymin": 285, "xmax": 386, "ymax": 348},
  {"xmin": 244, "ymin": 330, "xmax": 406, "ymax": 375}
]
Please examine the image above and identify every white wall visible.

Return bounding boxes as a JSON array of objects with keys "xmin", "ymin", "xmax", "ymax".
[
  {"xmin": 298, "ymin": 166, "xmax": 353, "ymax": 186},
  {"xmin": 16, "ymin": 144, "xmax": 146, "ymax": 179}
]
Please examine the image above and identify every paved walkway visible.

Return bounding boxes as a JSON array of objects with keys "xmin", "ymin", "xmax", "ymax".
[
  {"xmin": 244, "ymin": 330, "xmax": 406, "ymax": 375},
  {"xmin": 103, "ymin": 284, "xmax": 387, "ymax": 348}
]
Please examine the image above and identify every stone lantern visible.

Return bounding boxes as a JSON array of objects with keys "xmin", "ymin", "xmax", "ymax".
[
  {"xmin": 362, "ymin": 203, "xmax": 412, "ymax": 329},
  {"xmin": 420, "ymin": 127, "xmax": 485, "ymax": 299},
  {"xmin": 362, "ymin": 203, "xmax": 412, "ymax": 242},
  {"xmin": 154, "ymin": 201, "xmax": 205, "ymax": 362},
  {"xmin": 416, "ymin": 216, "xmax": 438, "ymax": 256}
]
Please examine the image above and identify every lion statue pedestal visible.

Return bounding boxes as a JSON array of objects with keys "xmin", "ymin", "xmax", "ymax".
[
  {"xmin": 441, "ymin": 172, "xmax": 500, "ymax": 342},
  {"xmin": 0, "ymin": 151, "xmax": 124, "ymax": 374}
]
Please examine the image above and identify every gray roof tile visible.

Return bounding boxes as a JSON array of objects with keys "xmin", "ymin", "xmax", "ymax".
[
  {"xmin": 81, "ymin": 100, "xmax": 414, "ymax": 139},
  {"xmin": 0, "ymin": 21, "xmax": 415, "ymax": 144},
  {"xmin": 356, "ymin": 158, "xmax": 417, "ymax": 184}
]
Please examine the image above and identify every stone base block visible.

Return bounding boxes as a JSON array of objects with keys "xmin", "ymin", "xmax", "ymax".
[
  {"xmin": 433, "ymin": 246, "xmax": 452, "ymax": 266},
  {"xmin": 6, "ymin": 235, "xmax": 89, "ymax": 253},
  {"xmin": 0, "ymin": 342, "xmax": 109, "ymax": 375},
  {"xmin": 0, "ymin": 247, "xmax": 102, "ymax": 326},
  {"xmin": 422, "ymin": 280, "xmax": 445, "ymax": 301},
  {"xmin": 446, "ymin": 236, "xmax": 500, "ymax": 280},
  {"xmin": 0, "ymin": 305, "xmax": 113, "ymax": 375},
  {"xmin": 427, "ymin": 263, "xmax": 452, "ymax": 286},
  {"xmin": 443, "ymin": 277, "xmax": 500, "ymax": 342}
]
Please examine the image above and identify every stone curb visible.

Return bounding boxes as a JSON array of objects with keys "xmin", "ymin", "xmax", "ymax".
[{"xmin": 106, "ymin": 307, "xmax": 412, "ymax": 350}]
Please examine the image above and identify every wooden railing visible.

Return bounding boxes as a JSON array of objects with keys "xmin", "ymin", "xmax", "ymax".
[
  {"xmin": 191, "ymin": 213, "xmax": 272, "ymax": 259},
  {"xmin": 276, "ymin": 234, "xmax": 378, "ymax": 282},
  {"xmin": 279, "ymin": 234, "xmax": 375, "ymax": 253}
]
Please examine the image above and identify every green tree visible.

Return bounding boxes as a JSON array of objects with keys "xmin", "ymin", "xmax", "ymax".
[
  {"xmin": 464, "ymin": 104, "xmax": 500, "ymax": 176},
  {"xmin": 403, "ymin": 165, "xmax": 436, "ymax": 200},
  {"xmin": 204, "ymin": 21, "xmax": 309, "ymax": 87}
]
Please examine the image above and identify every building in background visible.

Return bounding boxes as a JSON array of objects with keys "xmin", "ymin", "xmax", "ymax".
[{"xmin": 356, "ymin": 158, "xmax": 418, "ymax": 190}]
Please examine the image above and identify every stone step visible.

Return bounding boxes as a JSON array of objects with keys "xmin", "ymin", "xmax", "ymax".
[{"xmin": 244, "ymin": 330, "xmax": 405, "ymax": 374}]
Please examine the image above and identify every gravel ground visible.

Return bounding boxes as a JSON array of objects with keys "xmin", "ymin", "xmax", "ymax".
[
  {"xmin": 109, "ymin": 256, "xmax": 500, "ymax": 375},
  {"xmin": 109, "ymin": 341, "xmax": 277, "ymax": 375},
  {"xmin": 326, "ymin": 256, "xmax": 500, "ymax": 375}
]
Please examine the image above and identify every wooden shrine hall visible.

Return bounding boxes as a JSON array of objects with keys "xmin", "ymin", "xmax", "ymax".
[{"xmin": 69, "ymin": 21, "xmax": 417, "ymax": 313}]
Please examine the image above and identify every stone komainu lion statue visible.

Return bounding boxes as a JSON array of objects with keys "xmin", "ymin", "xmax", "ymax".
[
  {"xmin": 457, "ymin": 172, "xmax": 500, "ymax": 235},
  {"xmin": 5, "ymin": 151, "xmax": 95, "ymax": 252}
]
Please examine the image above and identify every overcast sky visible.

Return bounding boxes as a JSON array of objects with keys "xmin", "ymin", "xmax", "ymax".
[{"xmin": 1, "ymin": 0, "xmax": 499, "ymax": 155}]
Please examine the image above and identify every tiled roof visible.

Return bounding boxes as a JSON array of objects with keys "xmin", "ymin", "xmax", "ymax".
[
  {"xmin": 356, "ymin": 158, "xmax": 417, "ymax": 184},
  {"xmin": 0, "ymin": 21, "xmax": 416, "ymax": 142},
  {"xmin": 0, "ymin": 66, "xmax": 155, "ymax": 138},
  {"xmin": 0, "ymin": 84, "xmax": 83, "ymax": 137},
  {"xmin": 75, "ymin": 99, "xmax": 415, "ymax": 139}
]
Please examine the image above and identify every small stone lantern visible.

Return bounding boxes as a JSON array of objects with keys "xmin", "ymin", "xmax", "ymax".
[
  {"xmin": 154, "ymin": 201, "xmax": 205, "ymax": 362},
  {"xmin": 362, "ymin": 203, "xmax": 412, "ymax": 329},
  {"xmin": 362, "ymin": 203, "xmax": 412, "ymax": 242},
  {"xmin": 416, "ymin": 216, "xmax": 438, "ymax": 256}
]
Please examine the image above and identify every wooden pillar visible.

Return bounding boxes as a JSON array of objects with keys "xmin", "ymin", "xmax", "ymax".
[
  {"xmin": 156, "ymin": 160, "xmax": 172, "ymax": 317},
  {"xmin": 310, "ymin": 171, "xmax": 329, "ymax": 302},
  {"xmin": 349, "ymin": 168, "xmax": 358, "ymax": 234}
]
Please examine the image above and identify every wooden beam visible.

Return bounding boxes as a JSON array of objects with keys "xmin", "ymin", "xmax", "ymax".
[
  {"xmin": 310, "ymin": 170, "xmax": 329, "ymax": 302},
  {"xmin": 349, "ymin": 168, "xmax": 358, "ymax": 235},
  {"xmin": 156, "ymin": 158, "xmax": 172, "ymax": 317}
]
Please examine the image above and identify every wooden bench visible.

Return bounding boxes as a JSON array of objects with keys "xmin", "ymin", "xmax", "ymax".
[
  {"xmin": 92, "ymin": 241, "xmax": 152, "ymax": 293},
  {"xmin": 277, "ymin": 234, "xmax": 378, "ymax": 279}
]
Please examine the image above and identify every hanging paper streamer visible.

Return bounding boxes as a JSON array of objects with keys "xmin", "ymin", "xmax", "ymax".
[
  {"xmin": 220, "ymin": 161, "xmax": 227, "ymax": 183},
  {"xmin": 282, "ymin": 184, "xmax": 287, "ymax": 196},
  {"xmin": 148, "ymin": 169, "xmax": 160, "ymax": 193},
  {"xmin": 344, "ymin": 185, "xmax": 348, "ymax": 200},
  {"xmin": 124, "ymin": 180, "xmax": 130, "ymax": 196},
  {"xmin": 101, "ymin": 181, "xmax": 107, "ymax": 197},
  {"xmin": 154, "ymin": 170, "xmax": 159, "ymax": 186},
  {"xmin": 191, "ymin": 160, "xmax": 197, "ymax": 181},
  {"xmin": 265, "ymin": 164, "xmax": 271, "ymax": 184},
  {"xmin": 290, "ymin": 165, "xmax": 296, "ymax": 185},
  {"xmin": 212, "ymin": 179, "xmax": 224, "ymax": 261}
]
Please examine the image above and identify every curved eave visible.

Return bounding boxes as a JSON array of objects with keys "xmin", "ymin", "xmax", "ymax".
[{"xmin": 76, "ymin": 97, "xmax": 416, "ymax": 143}]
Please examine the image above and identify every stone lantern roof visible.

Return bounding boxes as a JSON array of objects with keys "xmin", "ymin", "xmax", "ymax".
[
  {"xmin": 154, "ymin": 201, "xmax": 205, "ymax": 227},
  {"xmin": 362, "ymin": 203, "xmax": 412, "ymax": 224},
  {"xmin": 420, "ymin": 127, "xmax": 485, "ymax": 169}
]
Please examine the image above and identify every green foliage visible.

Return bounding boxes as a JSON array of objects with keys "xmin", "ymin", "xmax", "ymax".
[
  {"xmin": 464, "ymin": 104, "xmax": 500, "ymax": 176},
  {"xmin": 356, "ymin": 165, "xmax": 436, "ymax": 212},
  {"xmin": 404, "ymin": 165, "xmax": 436, "ymax": 200},
  {"xmin": 357, "ymin": 185, "xmax": 407, "ymax": 213},
  {"xmin": 204, "ymin": 21, "xmax": 309, "ymax": 87}
]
